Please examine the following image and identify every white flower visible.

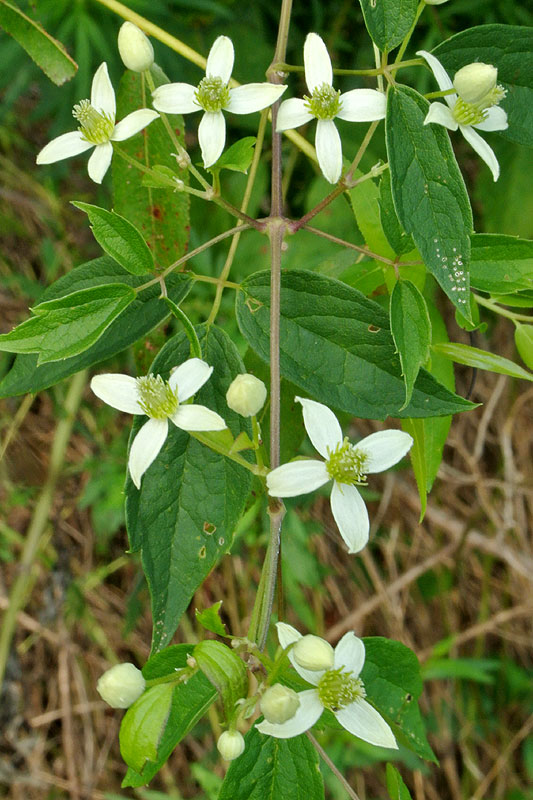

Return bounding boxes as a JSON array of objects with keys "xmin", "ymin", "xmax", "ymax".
[
  {"xmin": 90, "ymin": 358, "xmax": 227, "ymax": 489},
  {"xmin": 36, "ymin": 63, "xmax": 159, "ymax": 183},
  {"xmin": 152, "ymin": 36, "xmax": 287, "ymax": 168},
  {"xmin": 266, "ymin": 397, "xmax": 413, "ymax": 554},
  {"xmin": 97, "ymin": 662, "xmax": 145, "ymax": 708},
  {"xmin": 276, "ymin": 33, "xmax": 386, "ymax": 184},
  {"xmin": 256, "ymin": 623, "xmax": 398, "ymax": 749},
  {"xmin": 417, "ymin": 50, "xmax": 508, "ymax": 181}
]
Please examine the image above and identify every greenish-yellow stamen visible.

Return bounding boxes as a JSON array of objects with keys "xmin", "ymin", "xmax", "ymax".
[
  {"xmin": 452, "ymin": 84, "xmax": 506, "ymax": 127},
  {"xmin": 304, "ymin": 82, "xmax": 341, "ymax": 120},
  {"xmin": 136, "ymin": 375, "xmax": 178, "ymax": 419},
  {"xmin": 72, "ymin": 99, "xmax": 115, "ymax": 144},
  {"xmin": 317, "ymin": 668, "xmax": 366, "ymax": 712},
  {"xmin": 195, "ymin": 76, "xmax": 231, "ymax": 112},
  {"xmin": 326, "ymin": 437, "xmax": 368, "ymax": 485}
]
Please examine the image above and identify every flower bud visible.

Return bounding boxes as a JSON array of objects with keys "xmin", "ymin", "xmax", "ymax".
[
  {"xmin": 96, "ymin": 662, "xmax": 145, "ymax": 708},
  {"xmin": 226, "ymin": 374, "xmax": 267, "ymax": 417},
  {"xmin": 453, "ymin": 62, "xmax": 498, "ymax": 105},
  {"xmin": 118, "ymin": 22, "xmax": 154, "ymax": 73},
  {"xmin": 293, "ymin": 635, "xmax": 334, "ymax": 671},
  {"xmin": 217, "ymin": 730, "xmax": 245, "ymax": 760},
  {"xmin": 260, "ymin": 684, "xmax": 300, "ymax": 724}
]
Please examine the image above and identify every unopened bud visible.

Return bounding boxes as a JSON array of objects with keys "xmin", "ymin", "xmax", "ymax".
[
  {"xmin": 293, "ymin": 635, "xmax": 334, "ymax": 671},
  {"xmin": 118, "ymin": 22, "xmax": 154, "ymax": 73},
  {"xmin": 96, "ymin": 663, "xmax": 145, "ymax": 708},
  {"xmin": 453, "ymin": 62, "xmax": 498, "ymax": 105},
  {"xmin": 260, "ymin": 684, "xmax": 300, "ymax": 724},
  {"xmin": 226, "ymin": 374, "xmax": 267, "ymax": 417},
  {"xmin": 217, "ymin": 730, "xmax": 245, "ymax": 760}
]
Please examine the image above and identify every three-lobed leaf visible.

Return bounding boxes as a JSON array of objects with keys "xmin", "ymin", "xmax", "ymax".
[{"xmin": 390, "ymin": 281, "xmax": 432, "ymax": 409}]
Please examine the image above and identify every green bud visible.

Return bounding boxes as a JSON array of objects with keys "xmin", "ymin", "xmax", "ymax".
[
  {"xmin": 293, "ymin": 635, "xmax": 335, "ymax": 671},
  {"xmin": 260, "ymin": 684, "xmax": 300, "ymax": 724},
  {"xmin": 226, "ymin": 374, "xmax": 267, "ymax": 417},
  {"xmin": 118, "ymin": 22, "xmax": 154, "ymax": 72},
  {"xmin": 217, "ymin": 730, "xmax": 245, "ymax": 760},
  {"xmin": 96, "ymin": 662, "xmax": 145, "ymax": 708}
]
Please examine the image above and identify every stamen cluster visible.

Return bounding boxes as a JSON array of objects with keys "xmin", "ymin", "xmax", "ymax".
[
  {"xmin": 317, "ymin": 668, "xmax": 366, "ymax": 712},
  {"xmin": 304, "ymin": 82, "xmax": 341, "ymax": 120},
  {"xmin": 326, "ymin": 437, "xmax": 368, "ymax": 485},
  {"xmin": 195, "ymin": 76, "xmax": 231, "ymax": 112},
  {"xmin": 136, "ymin": 375, "xmax": 179, "ymax": 419},
  {"xmin": 72, "ymin": 99, "xmax": 115, "ymax": 144}
]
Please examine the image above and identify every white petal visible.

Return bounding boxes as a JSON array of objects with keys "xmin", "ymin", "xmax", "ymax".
[
  {"xmin": 36, "ymin": 131, "xmax": 94, "ymax": 164},
  {"xmin": 334, "ymin": 632, "xmax": 365, "ymax": 677},
  {"xmin": 256, "ymin": 689, "xmax": 323, "ymax": 739},
  {"xmin": 304, "ymin": 33, "xmax": 332, "ymax": 93},
  {"xmin": 87, "ymin": 142, "xmax": 113, "ymax": 184},
  {"xmin": 266, "ymin": 460, "xmax": 329, "ymax": 498},
  {"xmin": 111, "ymin": 109, "xmax": 159, "ymax": 141},
  {"xmin": 168, "ymin": 358, "xmax": 213, "ymax": 401},
  {"xmin": 337, "ymin": 89, "xmax": 386, "ymax": 122},
  {"xmin": 276, "ymin": 621, "xmax": 302, "ymax": 650},
  {"xmin": 475, "ymin": 105, "xmax": 508, "ymax": 132},
  {"xmin": 335, "ymin": 698, "xmax": 398, "ymax": 749},
  {"xmin": 330, "ymin": 482, "xmax": 369, "ymax": 554},
  {"xmin": 91, "ymin": 62, "xmax": 116, "ymax": 118},
  {"xmin": 226, "ymin": 83, "xmax": 287, "ymax": 115},
  {"xmin": 315, "ymin": 119, "xmax": 342, "ymax": 184},
  {"xmin": 424, "ymin": 102, "xmax": 458, "ymax": 131},
  {"xmin": 276, "ymin": 98, "xmax": 314, "ymax": 131},
  {"xmin": 357, "ymin": 430, "xmax": 413, "ymax": 473},
  {"xmin": 198, "ymin": 111, "xmax": 226, "ymax": 167},
  {"xmin": 296, "ymin": 396, "xmax": 342, "ymax": 459},
  {"xmin": 416, "ymin": 50, "xmax": 455, "ymax": 106},
  {"xmin": 460, "ymin": 124, "xmax": 500, "ymax": 181},
  {"xmin": 128, "ymin": 417, "xmax": 168, "ymax": 489},
  {"xmin": 171, "ymin": 404, "xmax": 226, "ymax": 432},
  {"xmin": 90, "ymin": 374, "xmax": 144, "ymax": 414},
  {"xmin": 206, "ymin": 35, "xmax": 234, "ymax": 83},
  {"xmin": 152, "ymin": 83, "xmax": 200, "ymax": 114}
]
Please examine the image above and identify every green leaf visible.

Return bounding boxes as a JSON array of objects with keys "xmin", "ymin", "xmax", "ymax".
[
  {"xmin": 218, "ymin": 727, "xmax": 324, "ymax": 800},
  {"xmin": 357, "ymin": 0, "xmax": 420, "ymax": 52},
  {"xmin": 125, "ymin": 325, "xmax": 253, "ymax": 653},
  {"xmin": 236, "ymin": 270, "xmax": 475, "ymax": 420},
  {"xmin": 470, "ymin": 234, "xmax": 533, "ymax": 294},
  {"xmin": 515, "ymin": 324, "xmax": 533, "ymax": 370},
  {"xmin": 0, "ymin": 257, "xmax": 192, "ymax": 397},
  {"xmin": 386, "ymin": 764, "xmax": 413, "ymax": 800},
  {"xmin": 141, "ymin": 164, "xmax": 179, "ymax": 189},
  {"xmin": 432, "ymin": 25, "xmax": 533, "ymax": 148},
  {"xmin": 119, "ymin": 684, "xmax": 174, "ymax": 773},
  {"xmin": 112, "ymin": 66, "xmax": 189, "ymax": 269},
  {"xmin": 433, "ymin": 341, "xmax": 533, "ymax": 382},
  {"xmin": 379, "ymin": 171, "xmax": 414, "ymax": 256},
  {"xmin": 386, "ymin": 85, "xmax": 473, "ymax": 316},
  {"xmin": 0, "ymin": 284, "xmax": 135, "ymax": 364},
  {"xmin": 400, "ymin": 419, "xmax": 427, "ymax": 520},
  {"xmin": 390, "ymin": 281, "xmax": 432, "ymax": 409},
  {"xmin": 193, "ymin": 640, "xmax": 248, "ymax": 719},
  {"xmin": 196, "ymin": 600, "xmax": 227, "ymax": 637},
  {"xmin": 422, "ymin": 657, "xmax": 498, "ymax": 684},
  {"xmin": 72, "ymin": 202, "xmax": 155, "ymax": 276},
  {"xmin": 348, "ymin": 171, "xmax": 396, "ymax": 261},
  {"xmin": 210, "ymin": 137, "xmax": 256, "ymax": 174},
  {"xmin": 0, "ymin": 0, "xmax": 77, "ymax": 85}
]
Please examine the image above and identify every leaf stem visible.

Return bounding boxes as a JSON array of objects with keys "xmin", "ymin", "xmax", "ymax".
[
  {"xmin": 474, "ymin": 293, "xmax": 533, "ymax": 323},
  {"xmin": 395, "ymin": 0, "xmax": 426, "ymax": 65},
  {"xmin": 164, "ymin": 297, "xmax": 202, "ymax": 358},
  {"xmin": 302, "ymin": 224, "xmax": 422, "ymax": 267}
]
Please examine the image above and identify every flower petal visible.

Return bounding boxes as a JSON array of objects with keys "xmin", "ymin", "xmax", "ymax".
[
  {"xmin": 337, "ymin": 89, "xmax": 386, "ymax": 122},
  {"xmin": 91, "ymin": 62, "xmax": 116, "ymax": 118},
  {"xmin": 275, "ymin": 622, "xmax": 323, "ymax": 686},
  {"xmin": 87, "ymin": 142, "xmax": 113, "ymax": 183},
  {"xmin": 315, "ymin": 118, "xmax": 342, "ymax": 184},
  {"xmin": 304, "ymin": 32, "xmax": 332, "ymax": 93},
  {"xmin": 226, "ymin": 83, "xmax": 287, "ymax": 115},
  {"xmin": 334, "ymin": 632, "xmax": 365, "ymax": 677},
  {"xmin": 90, "ymin": 373, "xmax": 144, "ymax": 414},
  {"xmin": 256, "ymin": 689, "xmax": 323, "ymax": 739},
  {"xmin": 111, "ymin": 109, "xmax": 159, "ymax": 141},
  {"xmin": 475, "ymin": 105, "xmax": 508, "ymax": 132},
  {"xmin": 416, "ymin": 50, "xmax": 455, "ymax": 106},
  {"xmin": 36, "ymin": 131, "xmax": 94, "ymax": 164},
  {"xmin": 168, "ymin": 358, "xmax": 213, "ymax": 401},
  {"xmin": 152, "ymin": 83, "xmax": 200, "ymax": 114},
  {"xmin": 171, "ymin": 404, "xmax": 226, "ymax": 431},
  {"xmin": 276, "ymin": 98, "xmax": 314, "ymax": 131},
  {"xmin": 424, "ymin": 102, "xmax": 458, "ymax": 131},
  {"xmin": 460, "ymin": 124, "xmax": 500, "ymax": 181},
  {"xmin": 357, "ymin": 429, "xmax": 413, "ymax": 473},
  {"xmin": 198, "ymin": 111, "xmax": 226, "ymax": 167},
  {"xmin": 206, "ymin": 35, "xmax": 234, "ymax": 83},
  {"xmin": 129, "ymin": 417, "xmax": 168, "ymax": 489},
  {"xmin": 266, "ymin": 460, "xmax": 329, "ymax": 498},
  {"xmin": 296, "ymin": 397, "xmax": 342, "ymax": 459},
  {"xmin": 335, "ymin": 698, "xmax": 398, "ymax": 749},
  {"xmin": 330, "ymin": 482, "xmax": 369, "ymax": 554}
]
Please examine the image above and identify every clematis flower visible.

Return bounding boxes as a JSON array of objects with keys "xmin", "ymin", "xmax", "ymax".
[
  {"xmin": 256, "ymin": 622, "xmax": 398, "ymax": 749},
  {"xmin": 266, "ymin": 397, "xmax": 413, "ymax": 554},
  {"xmin": 90, "ymin": 358, "xmax": 226, "ymax": 488},
  {"xmin": 276, "ymin": 33, "xmax": 386, "ymax": 184},
  {"xmin": 36, "ymin": 63, "xmax": 159, "ymax": 183},
  {"xmin": 417, "ymin": 50, "xmax": 508, "ymax": 181},
  {"xmin": 151, "ymin": 36, "xmax": 287, "ymax": 168}
]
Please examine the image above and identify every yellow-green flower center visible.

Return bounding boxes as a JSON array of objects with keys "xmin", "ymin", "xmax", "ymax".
[
  {"xmin": 136, "ymin": 375, "xmax": 178, "ymax": 419},
  {"xmin": 73, "ymin": 99, "xmax": 115, "ymax": 144},
  {"xmin": 304, "ymin": 82, "xmax": 341, "ymax": 120},
  {"xmin": 317, "ymin": 668, "xmax": 366, "ymax": 712},
  {"xmin": 195, "ymin": 76, "xmax": 231, "ymax": 112},
  {"xmin": 452, "ymin": 84, "xmax": 506, "ymax": 127},
  {"xmin": 326, "ymin": 437, "xmax": 368, "ymax": 485}
]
